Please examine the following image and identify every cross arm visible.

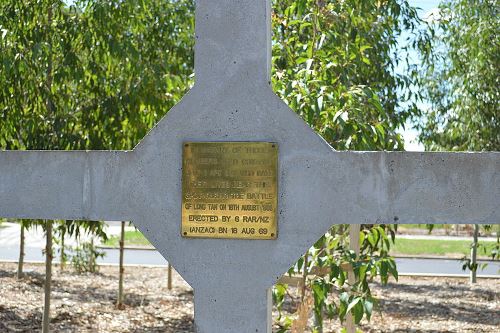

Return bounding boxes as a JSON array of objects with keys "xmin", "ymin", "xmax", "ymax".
[
  {"xmin": 0, "ymin": 150, "xmax": 135, "ymax": 221},
  {"xmin": 334, "ymin": 151, "xmax": 500, "ymax": 225}
]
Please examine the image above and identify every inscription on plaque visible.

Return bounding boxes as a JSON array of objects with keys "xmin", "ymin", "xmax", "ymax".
[{"xmin": 182, "ymin": 142, "xmax": 278, "ymax": 239}]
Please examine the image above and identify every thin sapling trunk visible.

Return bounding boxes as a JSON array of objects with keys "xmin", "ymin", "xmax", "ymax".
[
  {"xmin": 17, "ymin": 223, "xmax": 25, "ymax": 279},
  {"xmin": 470, "ymin": 224, "xmax": 479, "ymax": 283},
  {"xmin": 42, "ymin": 220, "xmax": 53, "ymax": 333}
]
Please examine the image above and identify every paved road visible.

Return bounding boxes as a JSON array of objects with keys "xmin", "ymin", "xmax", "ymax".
[
  {"xmin": 1, "ymin": 221, "xmax": 498, "ymax": 276},
  {"xmin": 0, "ymin": 221, "xmax": 129, "ymax": 248},
  {"xmin": 1, "ymin": 245, "xmax": 498, "ymax": 276}
]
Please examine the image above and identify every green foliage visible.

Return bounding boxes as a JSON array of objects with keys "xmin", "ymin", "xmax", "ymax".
[
  {"xmin": 416, "ymin": 0, "xmax": 499, "ymax": 151},
  {"xmin": 70, "ymin": 241, "xmax": 105, "ymax": 273},
  {"xmin": 272, "ymin": 0, "xmax": 422, "ymax": 150},
  {"xmin": 272, "ymin": 0, "xmax": 422, "ymax": 328},
  {"xmin": 274, "ymin": 225, "xmax": 398, "ymax": 330},
  {"xmin": 17, "ymin": 219, "xmax": 41, "ymax": 230},
  {"xmin": 461, "ymin": 231, "xmax": 499, "ymax": 272},
  {"xmin": 69, "ymin": 0, "xmax": 194, "ymax": 150},
  {"xmin": 64, "ymin": 221, "xmax": 107, "ymax": 273},
  {"xmin": 1, "ymin": 0, "xmax": 69, "ymax": 149},
  {"xmin": 0, "ymin": 0, "xmax": 194, "ymax": 150},
  {"xmin": 0, "ymin": 0, "xmax": 194, "ymax": 241}
]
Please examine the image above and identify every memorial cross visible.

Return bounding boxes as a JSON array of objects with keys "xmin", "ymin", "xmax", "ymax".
[{"xmin": 0, "ymin": 1, "xmax": 499, "ymax": 332}]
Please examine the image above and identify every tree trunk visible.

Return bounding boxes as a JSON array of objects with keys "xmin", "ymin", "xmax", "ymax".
[
  {"xmin": 42, "ymin": 220, "xmax": 53, "ymax": 333},
  {"xmin": 470, "ymin": 224, "xmax": 479, "ymax": 283},
  {"xmin": 43, "ymin": 3, "xmax": 54, "ymax": 329},
  {"xmin": 90, "ymin": 236, "xmax": 95, "ymax": 273},
  {"xmin": 300, "ymin": 253, "xmax": 308, "ymax": 302},
  {"xmin": 60, "ymin": 227, "xmax": 65, "ymax": 271},
  {"xmin": 346, "ymin": 224, "xmax": 361, "ymax": 333},
  {"xmin": 17, "ymin": 223, "xmax": 25, "ymax": 280},
  {"xmin": 117, "ymin": 221, "xmax": 125, "ymax": 308}
]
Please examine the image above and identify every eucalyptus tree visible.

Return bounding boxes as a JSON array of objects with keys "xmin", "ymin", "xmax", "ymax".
[
  {"xmin": 0, "ymin": 1, "xmax": 75, "ymax": 330},
  {"xmin": 70, "ymin": 0, "xmax": 194, "ymax": 150},
  {"xmin": 417, "ymin": 0, "xmax": 499, "ymax": 152},
  {"xmin": 72, "ymin": 0, "xmax": 194, "ymax": 306},
  {"xmin": 1, "ymin": 0, "xmax": 194, "ymax": 328},
  {"xmin": 271, "ymin": 0, "xmax": 423, "ymax": 329},
  {"xmin": 416, "ymin": 0, "xmax": 499, "ymax": 283},
  {"xmin": 16, "ymin": 220, "xmax": 38, "ymax": 279}
]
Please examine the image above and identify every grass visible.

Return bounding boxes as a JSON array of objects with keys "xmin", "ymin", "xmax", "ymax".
[
  {"xmin": 103, "ymin": 230, "xmax": 151, "ymax": 247},
  {"xmin": 104, "ymin": 230, "xmax": 497, "ymax": 259},
  {"xmin": 398, "ymin": 224, "xmax": 443, "ymax": 230},
  {"xmin": 391, "ymin": 238, "xmax": 496, "ymax": 257},
  {"xmin": 396, "ymin": 224, "xmax": 457, "ymax": 232}
]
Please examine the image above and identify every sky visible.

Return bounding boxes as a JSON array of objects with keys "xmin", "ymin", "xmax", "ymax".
[{"xmin": 399, "ymin": 0, "xmax": 441, "ymax": 151}]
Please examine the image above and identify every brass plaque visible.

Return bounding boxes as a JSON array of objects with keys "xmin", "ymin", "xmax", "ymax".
[{"xmin": 182, "ymin": 142, "xmax": 278, "ymax": 239}]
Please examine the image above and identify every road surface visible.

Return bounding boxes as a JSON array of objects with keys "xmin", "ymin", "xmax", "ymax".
[{"xmin": 1, "ymin": 221, "xmax": 498, "ymax": 276}]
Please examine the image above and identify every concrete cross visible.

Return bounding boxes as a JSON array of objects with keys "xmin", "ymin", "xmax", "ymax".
[{"xmin": 1, "ymin": 1, "xmax": 499, "ymax": 332}]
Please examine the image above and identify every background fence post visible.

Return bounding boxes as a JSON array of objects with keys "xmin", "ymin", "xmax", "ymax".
[{"xmin": 167, "ymin": 263, "xmax": 173, "ymax": 290}]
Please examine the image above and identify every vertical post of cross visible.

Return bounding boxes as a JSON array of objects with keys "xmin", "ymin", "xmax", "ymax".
[
  {"xmin": 194, "ymin": 0, "xmax": 272, "ymax": 87},
  {"xmin": 194, "ymin": 285, "xmax": 272, "ymax": 333},
  {"xmin": 189, "ymin": 3, "xmax": 274, "ymax": 330}
]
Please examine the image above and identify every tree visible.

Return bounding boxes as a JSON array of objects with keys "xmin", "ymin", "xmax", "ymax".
[
  {"xmin": 71, "ymin": 0, "xmax": 193, "ymax": 308},
  {"xmin": 1, "ymin": 6, "xmax": 82, "ymax": 320},
  {"xmin": 0, "ymin": 0, "xmax": 88, "ymax": 327},
  {"xmin": 273, "ymin": 0, "xmax": 422, "ymax": 151},
  {"xmin": 1, "ymin": 0, "xmax": 194, "ymax": 328},
  {"xmin": 69, "ymin": 221, "xmax": 108, "ymax": 273},
  {"xmin": 271, "ymin": 0, "xmax": 422, "ymax": 330},
  {"xmin": 0, "ymin": 0, "xmax": 194, "ymax": 150},
  {"xmin": 55, "ymin": 220, "xmax": 73, "ymax": 272},
  {"xmin": 416, "ymin": 0, "xmax": 499, "ymax": 151},
  {"xmin": 17, "ymin": 220, "xmax": 38, "ymax": 279},
  {"xmin": 68, "ymin": 0, "xmax": 194, "ymax": 151},
  {"xmin": 42, "ymin": 221, "xmax": 53, "ymax": 333},
  {"xmin": 416, "ymin": 0, "xmax": 499, "ymax": 283}
]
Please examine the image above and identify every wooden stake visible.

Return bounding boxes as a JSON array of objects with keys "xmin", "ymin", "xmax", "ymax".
[
  {"xmin": 117, "ymin": 221, "xmax": 125, "ymax": 308},
  {"xmin": 167, "ymin": 263, "xmax": 173, "ymax": 290}
]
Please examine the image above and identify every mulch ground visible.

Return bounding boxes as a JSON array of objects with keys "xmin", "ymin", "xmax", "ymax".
[{"xmin": 0, "ymin": 262, "xmax": 498, "ymax": 332}]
